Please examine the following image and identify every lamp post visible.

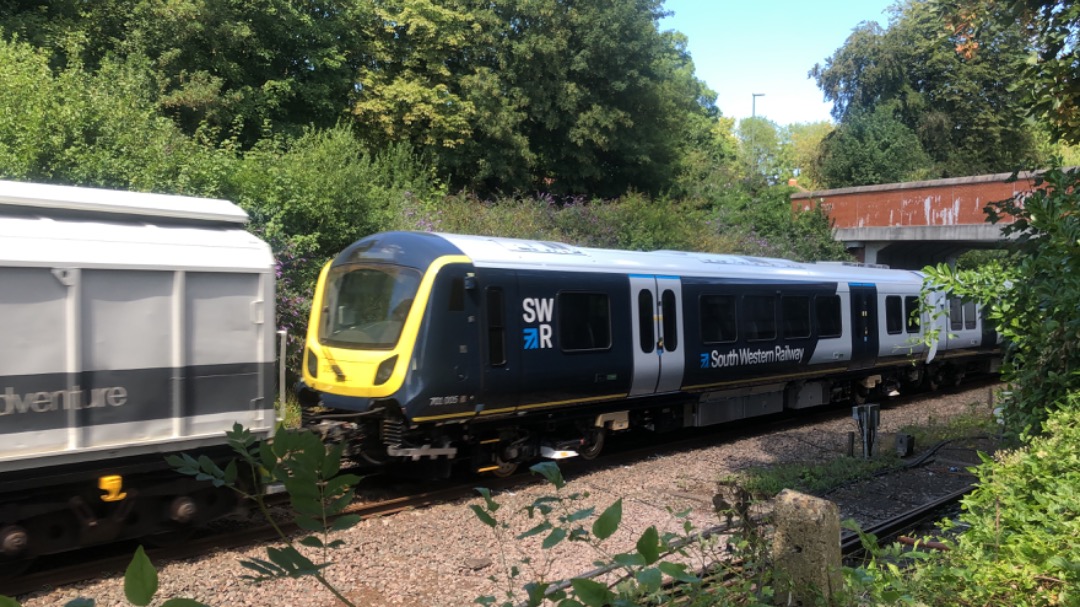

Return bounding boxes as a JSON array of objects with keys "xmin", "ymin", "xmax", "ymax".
[{"xmin": 752, "ymin": 93, "xmax": 765, "ymax": 118}]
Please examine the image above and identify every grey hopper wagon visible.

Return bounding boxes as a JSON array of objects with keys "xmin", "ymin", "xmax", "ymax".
[{"xmin": 0, "ymin": 180, "xmax": 276, "ymax": 562}]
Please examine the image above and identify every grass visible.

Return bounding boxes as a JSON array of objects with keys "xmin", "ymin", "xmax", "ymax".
[
  {"xmin": 276, "ymin": 393, "xmax": 303, "ymax": 429},
  {"xmin": 730, "ymin": 398, "xmax": 999, "ymax": 499},
  {"xmin": 897, "ymin": 398, "xmax": 1001, "ymax": 448},
  {"xmin": 730, "ymin": 455, "xmax": 901, "ymax": 499}
]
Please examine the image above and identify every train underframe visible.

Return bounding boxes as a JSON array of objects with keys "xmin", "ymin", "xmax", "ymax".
[
  {"xmin": 303, "ymin": 354, "xmax": 999, "ymax": 478},
  {"xmin": 0, "ymin": 449, "xmax": 245, "ymax": 573}
]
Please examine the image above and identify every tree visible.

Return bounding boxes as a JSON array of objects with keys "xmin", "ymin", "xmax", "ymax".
[
  {"xmin": 0, "ymin": 34, "xmax": 231, "ymax": 193},
  {"xmin": 939, "ymin": 0, "xmax": 1080, "ymax": 144},
  {"xmin": 921, "ymin": 168, "xmax": 1080, "ymax": 437},
  {"xmin": 737, "ymin": 117, "xmax": 784, "ymax": 190},
  {"xmin": 2, "ymin": 0, "xmax": 375, "ymax": 145},
  {"xmin": 814, "ymin": 105, "xmax": 931, "ymax": 187},
  {"xmin": 783, "ymin": 121, "xmax": 833, "ymax": 190},
  {"xmin": 811, "ymin": 0, "xmax": 1045, "ymax": 178},
  {"xmin": 352, "ymin": 0, "xmax": 719, "ymax": 197}
]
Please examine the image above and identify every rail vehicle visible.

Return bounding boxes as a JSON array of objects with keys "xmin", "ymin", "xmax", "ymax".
[
  {"xmin": 0, "ymin": 181, "xmax": 277, "ymax": 570},
  {"xmin": 297, "ymin": 231, "xmax": 999, "ymax": 476}
]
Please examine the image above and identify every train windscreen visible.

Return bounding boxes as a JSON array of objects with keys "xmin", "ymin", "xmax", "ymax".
[{"xmin": 319, "ymin": 264, "xmax": 421, "ymax": 349}]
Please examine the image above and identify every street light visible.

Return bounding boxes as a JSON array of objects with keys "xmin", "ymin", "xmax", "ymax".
[{"xmin": 752, "ymin": 93, "xmax": 765, "ymax": 118}]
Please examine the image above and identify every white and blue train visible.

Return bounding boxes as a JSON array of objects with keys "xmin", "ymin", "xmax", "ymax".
[{"xmin": 298, "ymin": 232, "xmax": 998, "ymax": 476}]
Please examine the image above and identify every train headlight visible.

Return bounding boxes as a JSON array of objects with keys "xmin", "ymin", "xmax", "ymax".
[
  {"xmin": 375, "ymin": 355, "xmax": 398, "ymax": 385},
  {"xmin": 305, "ymin": 348, "xmax": 318, "ymax": 379}
]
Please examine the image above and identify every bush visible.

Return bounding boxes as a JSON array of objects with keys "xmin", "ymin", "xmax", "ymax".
[
  {"xmin": 847, "ymin": 399, "xmax": 1080, "ymax": 606},
  {"xmin": 922, "ymin": 167, "xmax": 1080, "ymax": 437}
]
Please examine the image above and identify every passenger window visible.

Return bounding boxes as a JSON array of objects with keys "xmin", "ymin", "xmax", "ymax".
[
  {"xmin": 637, "ymin": 290, "xmax": 655, "ymax": 353},
  {"xmin": 964, "ymin": 301, "xmax": 977, "ymax": 330},
  {"xmin": 558, "ymin": 292, "xmax": 611, "ymax": 351},
  {"xmin": 744, "ymin": 295, "xmax": 776, "ymax": 341},
  {"xmin": 661, "ymin": 290, "xmax": 678, "ymax": 351},
  {"xmin": 885, "ymin": 296, "xmax": 903, "ymax": 334},
  {"xmin": 781, "ymin": 296, "xmax": 810, "ymax": 339},
  {"xmin": 700, "ymin": 295, "xmax": 737, "ymax": 343},
  {"xmin": 949, "ymin": 298, "xmax": 963, "ymax": 331},
  {"xmin": 904, "ymin": 296, "xmax": 920, "ymax": 333},
  {"xmin": 816, "ymin": 295, "xmax": 842, "ymax": 338},
  {"xmin": 486, "ymin": 288, "xmax": 505, "ymax": 366}
]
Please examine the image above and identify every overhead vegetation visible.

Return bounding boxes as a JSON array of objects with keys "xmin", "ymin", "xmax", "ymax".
[{"xmin": 810, "ymin": 0, "xmax": 1053, "ymax": 187}]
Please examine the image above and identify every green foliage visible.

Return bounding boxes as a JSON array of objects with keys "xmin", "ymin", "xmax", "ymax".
[
  {"xmin": 227, "ymin": 128, "xmax": 444, "ymax": 258},
  {"xmin": 0, "ymin": 0, "xmax": 374, "ymax": 146},
  {"xmin": 733, "ymin": 456, "xmax": 900, "ymax": 500},
  {"xmin": 812, "ymin": 1, "xmax": 1046, "ymax": 180},
  {"xmin": 711, "ymin": 186, "xmax": 851, "ymax": 262},
  {"xmin": 124, "ymin": 546, "xmax": 158, "ymax": 606},
  {"xmin": 783, "ymin": 121, "xmax": 834, "ymax": 191},
  {"xmin": 0, "ymin": 35, "xmax": 232, "ymax": 193},
  {"xmin": 348, "ymin": 0, "xmax": 724, "ymax": 196},
  {"xmin": 814, "ymin": 105, "xmax": 932, "ymax": 188},
  {"xmin": 921, "ymin": 168, "xmax": 1080, "ymax": 437},
  {"xmin": 846, "ymin": 401, "xmax": 1080, "ymax": 606},
  {"xmin": 736, "ymin": 117, "xmax": 786, "ymax": 189},
  {"xmin": 735, "ymin": 400, "xmax": 997, "ymax": 499},
  {"xmin": 471, "ymin": 462, "xmax": 780, "ymax": 607},
  {"xmin": 899, "ymin": 399, "xmax": 999, "ymax": 448},
  {"xmin": 939, "ymin": 0, "xmax": 1080, "ymax": 144},
  {"xmin": 168, "ymin": 424, "xmax": 362, "ymax": 606}
]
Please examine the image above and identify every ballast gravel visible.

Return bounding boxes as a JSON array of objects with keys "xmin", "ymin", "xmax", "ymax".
[{"xmin": 19, "ymin": 385, "xmax": 998, "ymax": 607}]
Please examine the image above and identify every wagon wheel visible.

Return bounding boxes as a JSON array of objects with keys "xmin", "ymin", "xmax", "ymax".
[{"xmin": 578, "ymin": 428, "xmax": 606, "ymax": 461}]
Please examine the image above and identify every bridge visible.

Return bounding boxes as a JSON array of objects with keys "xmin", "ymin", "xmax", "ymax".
[{"xmin": 791, "ymin": 171, "xmax": 1037, "ymax": 269}]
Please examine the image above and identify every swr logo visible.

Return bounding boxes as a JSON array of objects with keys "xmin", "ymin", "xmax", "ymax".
[{"xmin": 522, "ymin": 298, "xmax": 554, "ymax": 349}]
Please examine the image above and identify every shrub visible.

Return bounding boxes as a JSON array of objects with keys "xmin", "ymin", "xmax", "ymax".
[
  {"xmin": 922, "ymin": 167, "xmax": 1080, "ymax": 437},
  {"xmin": 847, "ymin": 399, "xmax": 1080, "ymax": 606}
]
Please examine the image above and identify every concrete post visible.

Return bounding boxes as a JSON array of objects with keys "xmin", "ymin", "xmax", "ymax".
[{"xmin": 772, "ymin": 490, "xmax": 842, "ymax": 605}]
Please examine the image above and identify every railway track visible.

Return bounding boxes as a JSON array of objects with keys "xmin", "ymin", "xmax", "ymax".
[
  {"xmin": 840, "ymin": 485, "xmax": 970, "ymax": 557},
  {"xmin": 7, "ymin": 378, "xmax": 998, "ymax": 600},
  {"xmin": 2, "ymin": 475, "xmax": 530, "ymax": 598}
]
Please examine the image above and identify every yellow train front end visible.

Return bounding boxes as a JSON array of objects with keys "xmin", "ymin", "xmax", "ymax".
[{"xmin": 297, "ymin": 231, "xmax": 476, "ymax": 465}]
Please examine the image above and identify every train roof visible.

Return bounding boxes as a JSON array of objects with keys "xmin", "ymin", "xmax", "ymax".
[
  {"xmin": 436, "ymin": 233, "xmax": 924, "ymax": 283},
  {"xmin": 337, "ymin": 232, "xmax": 924, "ymax": 285},
  {"xmin": 0, "ymin": 181, "xmax": 271, "ymax": 272},
  {"xmin": 0, "ymin": 180, "xmax": 249, "ymax": 224}
]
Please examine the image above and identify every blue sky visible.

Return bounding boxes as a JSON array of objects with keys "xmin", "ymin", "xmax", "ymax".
[{"xmin": 660, "ymin": 0, "xmax": 898, "ymax": 126}]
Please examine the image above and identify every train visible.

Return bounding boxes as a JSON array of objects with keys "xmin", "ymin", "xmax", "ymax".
[
  {"xmin": 0, "ymin": 181, "xmax": 277, "ymax": 569},
  {"xmin": 0, "ymin": 179, "xmax": 998, "ymax": 566},
  {"xmin": 296, "ymin": 231, "xmax": 999, "ymax": 476}
]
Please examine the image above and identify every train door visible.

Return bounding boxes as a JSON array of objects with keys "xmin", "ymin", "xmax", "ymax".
[
  {"xmin": 849, "ymin": 283, "xmax": 878, "ymax": 369},
  {"xmin": 628, "ymin": 275, "xmax": 685, "ymax": 395},
  {"xmin": 480, "ymin": 271, "xmax": 520, "ymax": 411}
]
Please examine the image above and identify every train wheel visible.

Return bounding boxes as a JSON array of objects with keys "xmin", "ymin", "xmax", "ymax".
[
  {"xmin": 578, "ymin": 429, "xmax": 606, "ymax": 461},
  {"xmin": 490, "ymin": 456, "xmax": 519, "ymax": 478}
]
